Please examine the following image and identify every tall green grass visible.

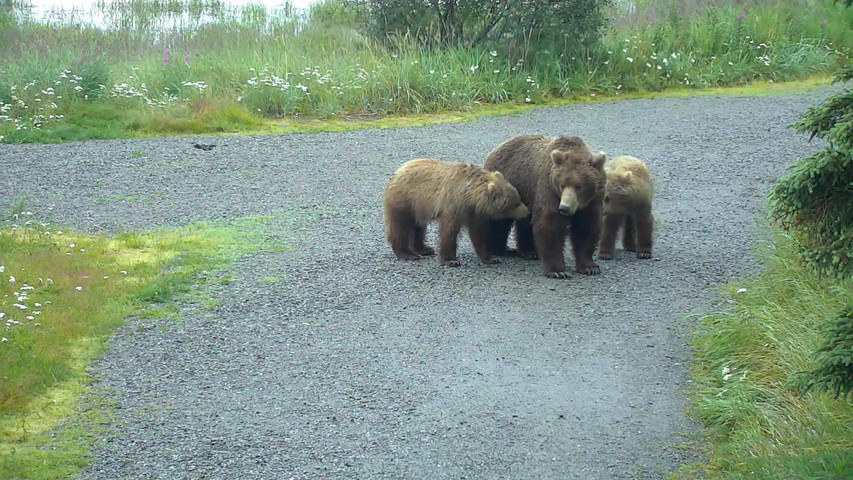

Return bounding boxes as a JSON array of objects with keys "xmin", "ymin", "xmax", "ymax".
[
  {"xmin": 0, "ymin": 0, "xmax": 850, "ymax": 143},
  {"xmin": 686, "ymin": 231, "xmax": 853, "ymax": 479}
]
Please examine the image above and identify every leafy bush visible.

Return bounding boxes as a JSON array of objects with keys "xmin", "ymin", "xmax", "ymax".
[
  {"xmin": 768, "ymin": 64, "xmax": 853, "ymax": 280},
  {"xmin": 787, "ymin": 304, "xmax": 853, "ymax": 400},
  {"xmin": 360, "ymin": 0, "xmax": 611, "ymax": 56},
  {"xmin": 309, "ymin": 0, "xmax": 364, "ymax": 28}
]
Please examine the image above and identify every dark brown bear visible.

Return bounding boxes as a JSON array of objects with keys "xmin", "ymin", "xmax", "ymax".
[
  {"xmin": 384, "ymin": 158, "xmax": 529, "ymax": 267},
  {"xmin": 477, "ymin": 135, "xmax": 607, "ymax": 278}
]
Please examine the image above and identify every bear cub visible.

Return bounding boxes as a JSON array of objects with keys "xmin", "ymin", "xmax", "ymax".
[
  {"xmin": 384, "ymin": 158, "xmax": 529, "ymax": 267},
  {"xmin": 598, "ymin": 155, "xmax": 655, "ymax": 260}
]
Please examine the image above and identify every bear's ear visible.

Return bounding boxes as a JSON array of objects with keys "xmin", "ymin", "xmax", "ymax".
[
  {"xmin": 590, "ymin": 151, "xmax": 606, "ymax": 170},
  {"xmin": 551, "ymin": 150, "xmax": 568, "ymax": 165},
  {"xmin": 492, "ymin": 171, "xmax": 505, "ymax": 181},
  {"xmin": 487, "ymin": 180, "xmax": 496, "ymax": 192},
  {"xmin": 623, "ymin": 171, "xmax": 633, "ymax": 181}
]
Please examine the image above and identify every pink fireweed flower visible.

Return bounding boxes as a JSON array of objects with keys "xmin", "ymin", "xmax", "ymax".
[{"xmin": 736, "ymin": 12, "xmax": 745, "ymax": 22}]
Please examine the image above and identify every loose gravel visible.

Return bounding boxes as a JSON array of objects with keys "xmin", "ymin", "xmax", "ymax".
[{"xmin": 0, "ymin": 88, "xmax": 833, "ymax": 479}]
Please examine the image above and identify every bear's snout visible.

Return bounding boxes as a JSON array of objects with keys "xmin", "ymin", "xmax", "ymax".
[{"xmin": 558, "ymin": 188, "xmax": 578, "ymax": 216}]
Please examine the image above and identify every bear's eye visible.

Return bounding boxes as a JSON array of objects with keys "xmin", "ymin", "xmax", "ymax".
[
  {"xmin": 604, "ymin": 196, "xmax": 610, "ymax": 203},
  {"xmin": 574, "ymin": 185, "xmax": 583, "ymax": 192}
]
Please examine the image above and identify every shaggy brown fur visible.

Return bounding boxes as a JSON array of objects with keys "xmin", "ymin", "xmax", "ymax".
[
  {"xmin": 475, "ymin": 135, "xmax": 607, "ymax": 278},
  {"xmin": 384, "ymin": 158, "xmax": 529, "ymax": 267},
  {"xmin": 598, "ymin": 155, "xmax": 655, "ymax": 260}
]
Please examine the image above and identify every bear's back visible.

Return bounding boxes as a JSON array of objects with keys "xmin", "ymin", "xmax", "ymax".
[{"xmin": 606, "ymin": 155, "xmax": 650, "ymax": 182}]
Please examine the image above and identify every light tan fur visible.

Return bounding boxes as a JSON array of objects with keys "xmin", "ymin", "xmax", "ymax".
[
  {"xmin": 384, "ymin": 158, "xmax": 529, "ymax": 267},
  {"xmin": 599, "ymin": 155, "xmax": 655, "ymax": 260}
]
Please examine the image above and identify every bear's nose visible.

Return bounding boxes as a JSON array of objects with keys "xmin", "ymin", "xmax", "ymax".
[{"xmin": 558, "ymin": 205, "xmax": 572, "ymax": 216}]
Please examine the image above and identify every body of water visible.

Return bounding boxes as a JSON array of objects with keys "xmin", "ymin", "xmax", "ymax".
[{"xmin": 9, "ymin": 0, "xmax": 320, "ymax": 30}]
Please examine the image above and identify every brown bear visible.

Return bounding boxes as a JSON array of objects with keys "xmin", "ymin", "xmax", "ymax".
[
  {"xmin": 384, "ymin": 158, "xmax": 529, "ymax": 267},
  {"xmin": 476, "ymin": 135, "xmax": 607, "ymax": 278},
  {"xmin": 598, "ymin": 155, "xmax": 654, "ymax": 260}
]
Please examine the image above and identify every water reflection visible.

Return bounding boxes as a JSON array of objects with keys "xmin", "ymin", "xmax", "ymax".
[{"xmin": 6, "ymin": 0, "xmax": 314, "ymax": 32}]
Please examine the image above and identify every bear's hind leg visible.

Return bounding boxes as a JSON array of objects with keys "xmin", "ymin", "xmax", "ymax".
[
  {"xmin": 486, "ymin": 218, "xmax": 514, "ymax": 256},
  {"xmin": 514, "ymin": 218, "xmax": 539, "ymax": 259},
  {"xmin": 598, "ymin": 213, "xmax": 624, "ymax": 260},
  {"xmin": 622, "ymin": 215, "xmax": 637, "ymax": 252},
  {"xmin": 386, "ymin": 210, "xmax": 421, "ymax": 260},
  {"xmin": 635, "ymin": 212, "xmax": 654, "ymax": 259},
  {"xmin": 413, "ymin": 223, "xmax": 435, "ymax": 256}
]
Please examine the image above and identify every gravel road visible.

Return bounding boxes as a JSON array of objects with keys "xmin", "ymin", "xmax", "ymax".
[{"xmin": 0, "ymin": 88, "xmax": 831, "ymax": 479}]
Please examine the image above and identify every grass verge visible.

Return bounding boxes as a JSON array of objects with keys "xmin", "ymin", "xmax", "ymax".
[
  {"xmin": 0, "ymin": 210, "xmax": 285, "ymax": 479},
  {"xmin": 0, "ymin": 73, "xmax": 835, "ymax": 144},
  {"xmin": 0, "ymin": 0, "xmax": 849, "ymax": 144},
  {"xmin": 679, "ymin": 231, "xmax": 853, "ymax": 479}
]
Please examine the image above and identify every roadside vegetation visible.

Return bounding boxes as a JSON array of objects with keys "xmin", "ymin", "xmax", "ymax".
[
  {"xmin": 682, "ymin": 64, "xmax": 853, "ymax": 479},
  {"xmin": 0, "ymin": 207, "xmax": 281, "ymax": 479},
  {"xmin": 0, "ymin": 0, "xmax": 851, "ymax": 143}
]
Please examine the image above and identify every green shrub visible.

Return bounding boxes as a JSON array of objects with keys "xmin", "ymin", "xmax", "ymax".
[
  {"xmin": 361, "ymin": 0, "xmax": 612, "ymax": 56},
  {"xmin": 768, "ymin": 64, "xmax": 853, "ymax": 280},
  {"xmin": 787, "ymin": 304, "xmax": 853, "ymax": 400}
]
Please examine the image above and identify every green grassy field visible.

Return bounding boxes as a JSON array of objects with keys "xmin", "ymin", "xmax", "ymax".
[
  {"xmin": 0, "ymin": 208, "xmax": 283, "ymax": 479},
  {"xmin": 0, "ymin": 0, "xmax": 850, "ymax": 143},
  {"xmin": 681, "ymin": 232, "xmax": 853, "ymax": 479}
]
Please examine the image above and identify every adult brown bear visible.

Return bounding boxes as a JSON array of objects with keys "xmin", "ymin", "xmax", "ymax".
[
  {"xmin": 477, "ymin": 135, "xmax": 606, "ymax": 278},
  {"xmin": 384, "ymin": 158, "xmax": 529, "ymax": 267}
]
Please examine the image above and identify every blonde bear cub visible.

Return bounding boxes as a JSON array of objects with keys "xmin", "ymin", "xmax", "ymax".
[
  {"xmin": 384, "ymin": 159, "xmax": 529, "ymax": 267},
  {"xmin": 598, "ymin": 155, "xmax": 654, "ymax": 260}
]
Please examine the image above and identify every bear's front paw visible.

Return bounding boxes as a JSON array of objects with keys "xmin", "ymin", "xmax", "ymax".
[
  {"xmin": 417, "ymin": 247, "xmax": 436, "ymax": 256},
  {"xmin": 637, "ymin": 251, "xmax": 652, "ymax": 259},
  {"xmin": 442, "ymin": 259, "xmax": 462, "ymax": 267},
  {"xmin": 519, "ymin": 250, "xmax": 539, "ymax": 260},
  {"xmin": 577, "ymin": 264, "xmax": 601, "ymax": 275},
  {"xmin": 482, "ymin": 257, "xmax": 501, "ymax": 265},
  {"xmin": 598, "ymin": 252, "xmax": 614, "ymax": 260},
  {"xmin": 545, "ymin": 271, "xmax": 571, "ymax": 279}
]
